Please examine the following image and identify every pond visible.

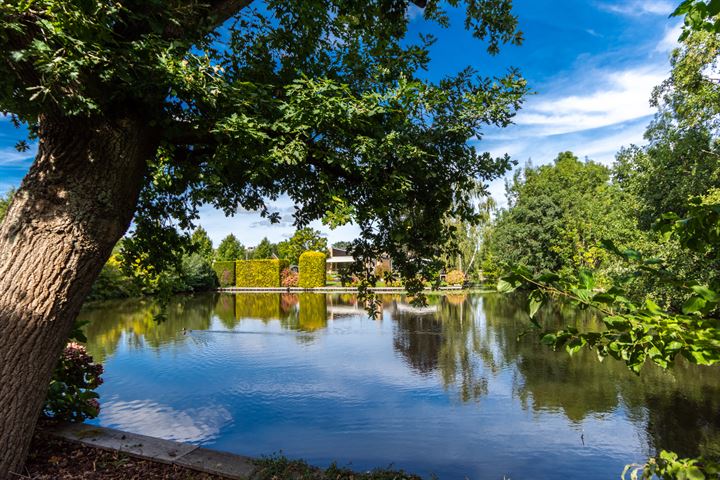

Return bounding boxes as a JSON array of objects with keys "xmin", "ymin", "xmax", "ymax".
[{"xmin": 79, "ymin": 292, "xmax": 720, "ymax": 479}]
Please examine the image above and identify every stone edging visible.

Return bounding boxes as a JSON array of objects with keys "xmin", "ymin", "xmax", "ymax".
[{"xmin": 48, "ymin": 422, "xmax": 254, "ymax": 479}]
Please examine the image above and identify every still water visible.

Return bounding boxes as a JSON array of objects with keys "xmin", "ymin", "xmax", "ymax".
[{"xmin": 79, "ymin": 293, "xmax": 720, "ymax": 479}]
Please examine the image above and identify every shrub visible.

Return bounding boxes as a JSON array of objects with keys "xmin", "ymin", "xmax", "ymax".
[
  {"xmin": 236, "ymin": 259, "xmax": 289, "ymax": 287},
  {"xmin": 181, "ymin": 253, "xmax": 217, "ymax": 291},
  {"xmin": 298, "ymin": 251, "xmax": 326, "ymax": 288},
  {"xmin": 87, "ymin": 255, "xmax": 140, "ymax": 301},
  {"xmin": 44, "ymin": 343, "xmax": 104, "ymax": 422},
  {"xmin": 213, "ymin": 261, "xmax": 236, "ymax": 287},
  {"xmin": 445, "ymin": 269, "xmax": 465, "ymax": 286},
  {"xmin": 374, "ymin": 262, "xmax": 391, "ymax": 277},
  {"xmin": 281, "ymin": 268, "xmax": 299, "ymax": 287}
]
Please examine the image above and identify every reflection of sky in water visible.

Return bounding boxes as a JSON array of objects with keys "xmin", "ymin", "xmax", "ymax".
[
  {"xmin": 100, "ymin": 398, "xmax": 232, "ymax": 443},
  {"xmin": 80, "ymin": 293, "xmax": 720, "ymax": 480}
]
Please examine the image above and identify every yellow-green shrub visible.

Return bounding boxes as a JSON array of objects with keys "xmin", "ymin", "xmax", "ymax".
[
  {"xmin": 213, "ymin": 261, "xmax": 236, "ymax": 287},
  {"xmin": 235, "ymin": 259, "xmax": 288, "ymax": 287},
  {"xmin": 298, "ymin": 252, "xmax": 326, "ymax": 288},
  {"xmin": 445, "ymin": 269, "xmax": 465, "ymax": 286}
]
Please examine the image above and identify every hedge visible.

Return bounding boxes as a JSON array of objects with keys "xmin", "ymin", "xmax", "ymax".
[
  {"xmin": 235, "ymin": 259, "xmax": 289, "ymax": 287},
  {"xmin": 298, "ymin": 251, "xmax": 326, "ymax": 288},
  {"xmin": 213, "ymin": 261, "xmax": 236, "ymax": 287}
]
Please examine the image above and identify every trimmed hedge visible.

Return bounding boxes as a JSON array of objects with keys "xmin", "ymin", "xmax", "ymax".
[
  {"xmin": 236, "ymin": 259, "xmax": 289, "ymax": 287},
  {"xmin": 298, "ymin": 251, "xmax": 326, "ymax": 288},
  {"xmin": 213, "ymin": 261, "xmax": 236, "ymax": 287}
]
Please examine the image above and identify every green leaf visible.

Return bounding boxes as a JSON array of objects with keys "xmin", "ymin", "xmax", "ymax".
[
  {"xmin": 686, "ymin": 466, "xmax": 706, "ymax": 480},
  {"xmin": 645, "ymin": 299, "xmax": 664, "ymax": 315},
  {"xmin": 690, "ymin": 285, "xmax": 719, "ymax": 302},
  {"xmin": 578, "ymin": 269, "xmax": 595, "ymax": 290},
  {"xmin": 604, "ymin": 316, "xmax": 631, "ymax": 330},
  {"xmin": 528, "ymin": 290, "xmax": 544, "ymax": 318},
  {"xmin": 497, "ymin": 278, "xmax": 518, "ymax": 293},
  {"xmin": 682, "ymin": 295, "xmax": 706, "ymax": 314}
]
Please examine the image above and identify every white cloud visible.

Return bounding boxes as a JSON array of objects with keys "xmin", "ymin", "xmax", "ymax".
[
  {"xmin": 489, "ymin": 114, "xmax": 651, "ymax": 165},
  {"xmin": 512, "ymin": 66, "xmax": 665, "ymax": 137},
  {"xmin": 598, "ymin": 0, "xmax": 674, "ymax": 16},
  {"xmin": 656, "ymin": 23, "xmax": 683, "ymax": 53},
  {"xmin": 0, "ymin": 146, "xmax": 35, "ymax": 168}
]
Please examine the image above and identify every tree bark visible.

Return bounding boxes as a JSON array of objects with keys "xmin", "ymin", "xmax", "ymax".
[{"xmin": 0, "ymin": 114, "xmax": 154, "ymax": 477}]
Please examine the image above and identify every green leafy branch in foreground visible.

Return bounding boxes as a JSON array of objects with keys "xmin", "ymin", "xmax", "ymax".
[
  {"xmin": 624, "ymin": 451, "xmax": 720, "ymax": 480},
  {"xmin": 673, "ymin": 0, "xmax": 720, "ymax": 40},
  {"xmin": 499, "ymin": 261, "xmax": 720, "ymax": 372},
  {"xmin": 499, "ymin": 196, "xmax": 720, "ymax": 373},
  {"xmin": 499, "ymin": 195, "xmax": 720, "ymax": 479}
]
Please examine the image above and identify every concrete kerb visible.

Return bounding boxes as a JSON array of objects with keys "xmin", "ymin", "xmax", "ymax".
[{"xmin": 48, "ymin": 423, "xmax": 254, "ymax": 479}]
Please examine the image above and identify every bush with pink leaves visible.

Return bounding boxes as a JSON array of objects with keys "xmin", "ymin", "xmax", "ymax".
[
  {"xmin": 281, "ymin": 268, "xmax": 299, "ymax": 287},
  {"xmin": 43, "ymin": 342, "xmax": 104, "ymax": 422}
]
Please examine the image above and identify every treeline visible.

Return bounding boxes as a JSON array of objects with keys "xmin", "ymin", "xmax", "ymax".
[
  {"xmin": 90, "ymin": 227, "xmax": 329, "ymax": 301},
  {"xmin": 215, "ymin": 227, "xmax": 328, "ymax": 265},
  {"xmin": 480, "ymin": 28, "xmax": 720, "ymax": 311}
]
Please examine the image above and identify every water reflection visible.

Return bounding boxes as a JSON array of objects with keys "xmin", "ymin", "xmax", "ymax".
[{"xmin": 79, "ymin": 292, "xmax": 720, "ymax": 477}]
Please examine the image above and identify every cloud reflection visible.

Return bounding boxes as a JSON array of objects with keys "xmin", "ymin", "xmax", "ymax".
[{"xmin": 99, "ymin": 398, "xmax": 232, "ymax": 443}]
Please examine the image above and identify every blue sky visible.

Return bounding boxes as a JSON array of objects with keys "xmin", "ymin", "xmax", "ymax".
[{"xmin": 0, "ymin": 0, "xmax": 681, "ymax": 247}]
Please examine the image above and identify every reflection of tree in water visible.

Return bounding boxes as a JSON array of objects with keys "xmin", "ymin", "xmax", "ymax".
[
  {"xmin": 391, "ymin": 294, "xmax": 488, "ymax": 402},
  {"xmin": 80, "ymin": 294, "xmax": 215, "ymax": 363},
  {"xmin": 214, "ymin": 293, "xmax": 236, "ymax": 328},
  {"xmin": 392, "ymin": 310, "xmax": 442, "ymax": 375},
  {"xmin": 435, "ymin": 296, "xmax": 488, "ymax": 402},
  {"xmin": 390, "ymin": 291, "xmax": 720, "ymax": 456},
  {"xmin": 480, "ymin": 293, "xmax": 720, "ymax": 459}
]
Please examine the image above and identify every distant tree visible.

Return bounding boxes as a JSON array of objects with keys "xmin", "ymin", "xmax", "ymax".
[
  {"xmin": 485, "ymin": 152, "xmax": 638, "ymax": 278},
  {"xmin": 215, "ymin": 234, "xmax": 246, "ymax": 262},
  {"xmin": 277, "ymin": 228, "xmax": 328, "ymax": 264},
  {"xmin": 613, "ymin": 30, "xmax": 720, "ymax": 228},
  {"xmin": 0, "ymin": 189, "xmax": 14, "ymax": 222},
  {"xmin": 332, "ymin": 241, "xmax": 354, "ymax": 252},
  {"xmin": 252, "ymin": 237, "xmax": 276, "ymax": 260},
  {"xmin": 190, "ymin": 227, "xmax": 214, "ymax": 262}
]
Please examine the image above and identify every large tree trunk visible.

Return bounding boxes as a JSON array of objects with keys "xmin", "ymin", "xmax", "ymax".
[{"xmin": 0, "ymin": 114, "xmax": 154, "ymax": 477}]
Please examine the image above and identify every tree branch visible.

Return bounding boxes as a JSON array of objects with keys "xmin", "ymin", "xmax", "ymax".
[{"xmin": 163, "ymin": 0, "xmax": 255, "ymax": 40}]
